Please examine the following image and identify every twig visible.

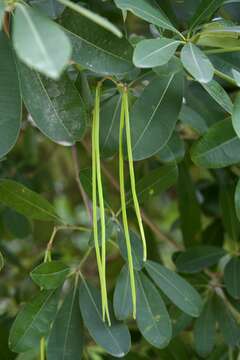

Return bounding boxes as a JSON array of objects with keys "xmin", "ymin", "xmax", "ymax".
[{"xmin": 72, "ymin": 144, "xmax": 93, "ymax": 224}]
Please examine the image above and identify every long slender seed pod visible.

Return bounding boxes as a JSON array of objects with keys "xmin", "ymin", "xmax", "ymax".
[
  {"xmin": 92, "ymin": 101, "xmax": 105, "ymax": 320},
  {"xmin": 119, "ymin": 94, "xmax": 137, "ymax": 319},
  {"xmin": 94, "ymin": 84, "xmax": 111, "ymax": 325},
  {"xmin": 123, "ymin": 89, "xmax": 147, "ymax": 262}
]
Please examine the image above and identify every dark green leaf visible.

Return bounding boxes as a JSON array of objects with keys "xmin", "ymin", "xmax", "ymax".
[
  {"xmin": 0, "ymin": 179, "xmax": 60, "ymax": 222},
  {"xmin": 235, "ymin": 178, "xmax": 240, "ymax": 222},
  {"xmin": 214, "ymin": 295, "xmax": 240, "ymax": 346},
  {"xmin": 201, "ymin": 80, "xmax": 233, "ymax": 114},
  {"xmin": 191, "ymin": 119, "xmax": 240, "ymax": 168},
  {"xmin": 175, "ymin": 246, "xmax": 226, "ymax": 273},
  {"xmin": 3, "ymin": 209, "xmax": 31, "ymax": 239},
  {"xmin": 9, "ymin": 289, "xmax": 60, "ymax": 353},
  {"xmin": 180, "ymin": 43, "xmax": 214, "ymax": 83},
  {"xmin": 131, "ymin": 74, "xmax": 183, "ymax": 160},
  {"xmin": 47, "ymin": 285, "xmax": 84, "ymax": 360},
  {"xmin": 114, "ymin": 0, "xmax": 181, "ymax": 36},
  {"xmin": 157, "ymin": 131, "xmax": 185, "ymax": 163},
  {"xmin": 17, "ymin": 62, "xmax": 86, "ymax": 145},
  {"xmin": 13, "ymin": 3, "xmax": 71, "ymax": 79},
  {"xmin": 194, "ymin": 297, "xmax": 216, "ymax": 357},
  {"xmin": 79, "ymin": 280, "xmax": 131, "ymax": 357},
  {"xmin": 0, "ymin": 3, "xmax": 5, "ymax": 30},
  {"xmin": 0, "ymin": 32, "xmax": 21, "ymax": 159},
  {"xmin": 232, "ymin": 92, "xmax": 240, "ymax": 138},
  {"xmin": 189, "ymin": 0, "xmax": 225, "ymax": 31},
  {"xmin": 220, "ymin": 184, "xmax": 240, "ymax": 242},
  {"xmin": 133, "ymin": 38, "xmax": 181, "ymax": 68},
  {"xmin": 61, "ymin": 9, "xmax": 134, "ymax": 76},
  {"xmin": 118, "ymin": 228, "xmax": 144, "ymax": 270},
  {"xmin": 136, "ymin": 272, "xmax": 172, "ymax": 348},
  {"xmin": 179, "ymin": 104, "xmax": 208, "ymax": 135},
  {"xmin": 30, "ymin": 261, "xmax": 70, "ymax": 289},
  {"xmin": 100, "ymin": 94, "xmax": 121, "ymax": 158},
  {"xmin": 177, "ymin": 162, "xmax": 201, "ymax": 246},
  {"xmin": 113, "ymin": 265, "xmax": 133, "ymax": 320},
  {"xmin": 145, "ymin": 260, "xmax": 203, "ymax": 317},
  {"xmin": 224, "ymin": 257, "xmax": 240, "ymax": 299}
]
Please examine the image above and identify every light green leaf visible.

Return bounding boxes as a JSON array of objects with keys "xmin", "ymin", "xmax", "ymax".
[
  {"xmin": 157, "ymin": 131, "xmax": 185, "ymax": 163},
  {"xmin": 191, "ymin": 119, "xmax": 240, "ymax": 168},
  {"xmin": 61, "ymin": 9, "xmax": 134, "ymax": 76},
  {"xmin": 233, "ymin": 92, "xmax": 240, "ymax": 137},
  {"xmin": 13, "ymin": 3, "xmax": 71, "ymax": 79},
  {"xmin": 0, "ymin": 179, "xmax": 60, "ymax": 222},
  {"xmin": 17, "ymin": 62, "xmax": 86, "ymax": 145},
  {"xmin": 30, "ymin": 261, "xmax": 70, "ymax": 289},
  {"xmin": 189, "ymin": 0, "xmax": 225, "ymax": 31},
  {"xmin": 201, "ymin": 80, "xmax": 233, "ymax": 114},
  {"xmin": 0, "ymin": 32, "xmax": 21, "ymax": 159},
  {"xmin": 0, "ymin": 251, "xmax": 4, "ymax": 272},
  {"xmin": 9, "ymin": 289, "xmax": 60, "ymax": 353},
  {"xmin": 118, "ymin": 229, "xmax": 144, "ymax": 270},
  {"xmin": 177, "ymin": 162, "xmax": 201, "ymax": 246},
  {"xmin": 175, "ymin": 246, "xmax": 226, "ymax": 273},
  {"xmin": 58, "ymin": 0, "xmax": 122, "ymax": 37},
  {"xmin": 47, "ymin": 285, "xmax": 84, "ymax": 360},
  {"xmin": 0, "ymin": 3, "xmax": 5, "ymax": 30},
  {"xmin": 136, "ymin": 272, "xmax": 172, "ymax": 348},
  {"xmin": 232, "ymin": 69, "xmax": 240, "ymax": 86},
  {"xmin": 79, "ymin": 280, "xmax": 131, "ymax": 357},
  {"xmin": 180, "ymin": 43, "xmax": 214, "ymax": 83},
  {"xmin": 145, "ymin": 260, "xmax": 203, "ymax": 317},
  {"xmin": 100, "ymin": 94, "xmax": 121, "ymax": 158},
  {"xmin": 214, "ymin": 295, "xmax": 240, "ymax": 346},
  {"xmin": 113, "ymin": 265, "xmax": 133, "ymax": 320},
  {"xmin": 194, "ymin": 297, "xmax": 216, "ymax": 357},
  {"xmin": 224, "ymin": 257, "xmax": 240, "ymax": 299},
  {"xmin": 131, "ymin": 73, "xmax": 183, "ymax": 160},
  {"xmin": 114, "ymin": 0, "xmax": 181, "ymax": 36},
  {"xmin": 133, "ymin": 38, "xmax": 181, "ymax": 68},
  {"xmin": 220, "ymin": 184, "xmax": 240, "ymax": 242},
  {"xmin": 128, "ymin": 163, "xmax": 178, "ymax": 204}
]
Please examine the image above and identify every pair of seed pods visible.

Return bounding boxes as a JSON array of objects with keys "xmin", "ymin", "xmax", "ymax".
[{"xmin": 92, "ymin": 82, "xmax": 146, "ymax": 324}]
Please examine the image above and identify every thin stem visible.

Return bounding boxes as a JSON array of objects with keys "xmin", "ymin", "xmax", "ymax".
[
  {"xmin": 123, "ymin": 89, "xmax": 147, "ymax": 262},
  {"xmin": 214, "ymin": 69, "xmax": 237, "ymax": 86},
  {"xmin": 205, "ymin": 47, "xmax": 240, "ymax": 54},
  {"xmin": 119, "ymin": 96, "xmax": 137, "ymax": 319},
  {"xmin": 40, "ymin": 337, "xmax": 45, "ymax": 360},
  {"xmin": 72, "ymin": 145, "xmax": 93, "ymax": 224}
]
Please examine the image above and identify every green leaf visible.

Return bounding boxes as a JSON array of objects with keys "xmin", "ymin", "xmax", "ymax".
[
  {"xmin": 3, "ymin": 209, "xmax": 31, "ymax": 239},
  {"xmin": 0, "ymin": 251, "xmax": 4, "ymax": 272},
  {"xmin": 145, "ymin": 260, "xmax": 203, "ymax": 317},
  {"xmin": 79, "ymin": 280, "xmax": 131, "ymax": 357},
  {"xmin": 175, "ymin": 246, "xmax": 226, "ymax": 273},
  {"xmin": 47, "ymin": 285, "xmax": 84, "ymax": 360},
  {"xmin": 114, "ymin": 0, "xmax": 180, "ymax": 36},
  {"xmin": 118, "ymin": 229, "xmax": 144, "ymax": 270},
  {"xmin": 0, "ymin": 32, "xmax": 21, "ymax": 159},
  {"xmin": 201, "ymin": 80, "xmax": 233, "ymax": 114},
  {"xmin": 0, "ymin": 3, "xmax": 5, "ymax": 31},
  {"xmin": 17, "ymin": 62, "xmax": 86, "ymax": 145},
  {"xmin": 189, "ymin": 0, "xmax": 225, "ymax": 31},
  {"xmin": 136, "ymin": 272, "xmax": 172, "ymax": 348},
  {"xmin": 232, "ymin": 69, "xmax": 240, "ymax": 86},
  {"xmin": 177, "ymin": 162, "xmax": 201, "ymax": 246},
  {"xmin": 235, "ymin": 178, "xmax": 240, "ymax": 222},
  {"xmin": 133, "ymin": 38, "xmax": 181, "ymax": 68},
  {"xmin": 128, "ymin": 164, "xmax": 178, "ymax": 204},
  {"xmin": 194, "ymin": 297, "xmax": 216, "ymax": 357},
  {"xmin": 100, "ymin": 94, "xmax": 121, "ymax": 158},
  {"xmin": 233, "ymin": 92, "xmax": 240, "ymax": 138},
  {"xmin": 30, "ymin": 261, "xmax": 70, "ymax": 289},
  {"xmin": 9, "ymin": 289, "xmax": 60, "ymax": 353},
  {"xmin": 179, "ymin": 104, "xmax": 208, "ymax": 135},
  {"xmin": 113, "ymin": 265, "xmax": 133, "ymax": 320},
  {"xmin": 157, "ymin": 131, "xmax": 185, "ymax": 163},
  {"xmin": 220, "ymin": 184, "xmax": 240, "ymax": 242},
  {"xmin": 224, "ymin": 257, "xmax": 240, "ymax": 299},
  {"xmin": 191, "ymin": 119, "xmax": 240, "ymax": 168},
  {"xmin": 131, "ymin": 73, "xmax": 183, "ymax": 160},
  {"xmin": 13, "ymin": 3, "xmax": 71, "ymax": 79},
  {"xmin": 58, "ymin": 0, "xmax": 122, "ymax": 38},
  {"xmin": 61, "ymin": 9, "xmax": 134, "ymax": 76},
  {"xmin": 214, "ymin": 295, "xmax": 240, "ymax": 346},
  {"xmin": 180, "ymin": 43, "xmax": 214, "ymax": 83},
  {"xmin": 0, "ymin": 179, "xmax": 60, "ymax": 222}
]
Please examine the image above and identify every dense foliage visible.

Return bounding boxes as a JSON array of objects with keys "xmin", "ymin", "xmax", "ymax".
[{"xmin": 1, "ymin": 0, "xmax": 240, "ymax": 359}]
